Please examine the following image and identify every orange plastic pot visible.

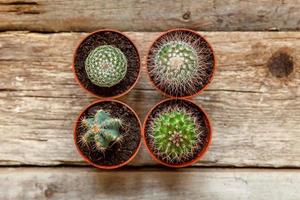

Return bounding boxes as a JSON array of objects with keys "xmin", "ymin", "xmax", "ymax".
[
  {"xmin": 72, "ymin": 29, "xmax": 141, "ymax": 99},
  {"xmin": 142, "ymin": 98, "xmax": 212, "ymax": 168},
  {"xmin": 146, "ymin": 28, "xmax": 217, "ymax": 98},
  {"xmin": 74, "ymin": 99, "xmax": 142, "ymax": 169}
]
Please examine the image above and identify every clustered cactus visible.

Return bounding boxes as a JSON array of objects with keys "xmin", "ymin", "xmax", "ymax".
[
  {"xmin": 148, "ymin": 32, "xmax": 211, "ymax": 96},
  {"xmin": 80, "ymin": 109, "xmax": 123, "ymax": 152},
  {"xmin": 149, "ymin": 107, "xmax": 204, "ymax": 163},
  {"xmin": 85, "ymin": 45, "xmax": 127, "ymax": 87}
]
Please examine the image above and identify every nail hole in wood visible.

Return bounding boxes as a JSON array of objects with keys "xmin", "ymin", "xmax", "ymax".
[{"xmin": 182, "ymin": 11, "xmax": 191, "ymax": 20}]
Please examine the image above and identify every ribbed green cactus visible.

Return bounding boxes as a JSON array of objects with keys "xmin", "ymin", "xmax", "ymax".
[
  {"xmin": 85, "ymin": 45, "xmax": 127, "ymax": 87},
  {"xmin": 151, "ymin": 108, "xmax": 199, "ymax": 162},
  {"xmin": 80, "ymin": 109, "xmax": 122, "ymax": 151},
  {"xmin": 148, "ymin": 32, "xmax": 211, "ymax": 96}
]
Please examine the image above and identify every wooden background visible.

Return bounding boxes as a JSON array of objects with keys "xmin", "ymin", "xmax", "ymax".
[{"xmin": 0, "ymin": 0, "xmax": 299, "ymax": 199}]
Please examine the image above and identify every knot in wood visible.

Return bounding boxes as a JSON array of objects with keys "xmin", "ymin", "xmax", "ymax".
[{"xmin": 267, "ymin": 51, "xmax": 293, "ymax": 78}]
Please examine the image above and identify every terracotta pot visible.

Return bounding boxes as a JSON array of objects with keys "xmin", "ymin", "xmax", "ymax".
[
  {"xmin": 72, "ymin": 29, "xmax": 141, "ymax": 99},
  {"xmin": 146, "ymin": 28, "xmax": 216, "ymax": 98},
  {"xmin": 143, "ymin": 98, "xmax": 212, "ymax": 168},
  {"xmin": 74, "ymin": 99, "xmax": 142, "ymax": 169}
]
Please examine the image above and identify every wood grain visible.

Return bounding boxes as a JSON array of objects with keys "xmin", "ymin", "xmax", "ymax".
[
  {"xmin": 0, "ymin": 167, "xmax": 299, "ymax": 200},
  {"xmin": 0, "ymin": 31, "xmax": 299, "ymax": 167},
  {"xmin": 0, "ymin": 0, "xmax": 300, "ymax": 32}
]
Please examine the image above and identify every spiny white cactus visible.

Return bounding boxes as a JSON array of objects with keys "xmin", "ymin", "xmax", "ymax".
[
  {"xmin": 85, "ymin": 45, "xmax": 127, "ymax": 87},
  {"xmin": 148, "ymin": 31, "xmax": 213, "ymax": 96}
]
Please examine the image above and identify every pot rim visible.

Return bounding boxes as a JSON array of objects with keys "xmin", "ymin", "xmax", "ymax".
[
  {"xmin": 145, "ymin": 28, "xmax": 217, "ymax": 98},
  {"xmin": 142, "ymin": 98, "xmax": 212, "ymax": 168},
  {"xmin": 72, "ymin": 29, "xmax": 142, "ymax": 99},
  {"xmin": 73, "ymin": 99, "xmax": 142, "ymax": 169}
]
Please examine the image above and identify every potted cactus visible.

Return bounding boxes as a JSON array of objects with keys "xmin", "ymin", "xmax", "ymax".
[
  {"xmin": 74, "ymin": 100, "xmax": 141, "ymax": 169},
  {"xmin": 147, "ymin": 28, "xmax": 216, "ymax": 97},
  {"xmin": 73, "ymin": 29, "xmax": 141, "ymax": 98},
  {"xmin": 143, "ymin": 98, "xmax": 212, "ymax": 167}
]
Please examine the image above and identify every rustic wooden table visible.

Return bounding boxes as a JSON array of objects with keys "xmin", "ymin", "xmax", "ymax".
[{"xmin": 0, "ymin": 0, "xmax": 299, "ymax": 199}]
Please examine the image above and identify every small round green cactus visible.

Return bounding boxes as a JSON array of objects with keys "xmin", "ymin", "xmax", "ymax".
[
  {"xmin": 151, "ymin": 108, "xmax": 200, "ymax": 161},
  {"xmin": 85, "ymin": 45, "xmax": 127, "ymax": 87},
  {"xmin": 80, "ymin": 109, "xmax": 123, "ymax": 151}
]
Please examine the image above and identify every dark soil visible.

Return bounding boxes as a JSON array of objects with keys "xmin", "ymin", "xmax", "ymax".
[
  {"xmin": 75, "ymin": 101, "xmax": 141, "ymax": 167},
  {"xmin": 74, "ymin": 30, "xmax": 140, "ymax": 97},
  {"xmin": 144, "ymin": 99, "xmax": 210, "ymax": 166},
  {"xmin": 147, "ymin": 29, "xmax": 215, "ymax": 97}
]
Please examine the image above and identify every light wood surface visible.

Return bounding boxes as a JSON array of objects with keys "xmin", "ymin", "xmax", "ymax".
[
  {"xmin": 0, "ymin": 167, "xmax": 299, "ymax": 200},
  {"xmin": 0, "ymin": 31, "xmax": 299, "ymax": 167},
  {"xmin": 0, "ymin": 0, "xmax": 299, "ymax": 32},
  {"xmin": 0, "ymin": 0, "xmax": 300, "ymax": 197}
]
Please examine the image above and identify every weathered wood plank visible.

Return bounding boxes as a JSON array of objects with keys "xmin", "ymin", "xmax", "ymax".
[
  {"xmin": 0, "ymin": 0, "xmax": 299, "ymax": 32},
  {"xmin": 0, "ymin": 168, "xmax": 299, "ymax": 200},
  {"xmin": 0, "ymin": 32, "xmax": 299, "ymax": 167}
]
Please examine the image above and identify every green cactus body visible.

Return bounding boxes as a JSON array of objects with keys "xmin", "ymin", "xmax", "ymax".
[
  {"xmin": 85, "ymin": 45, "xmax": 127, "ymax": 87},
  {"xmin": 152, "ymin": 108, "xmax": 198, "ymax": 161},
  {"xmin": 148, "ymin": 31, "xmax": 213, "ymax": 97},
  {"xmin": 80, "ymin": 109, "xmax": 122, "ymax": 151},
  {"xmin": 156, "ymin": 41, "xmax": 198, "ymax": 84}
]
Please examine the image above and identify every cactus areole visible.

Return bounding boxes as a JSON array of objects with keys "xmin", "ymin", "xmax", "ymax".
[
  {"xmin": 143, "ymin": 99, "xmax": 212, "ymax": 167},
  {"xmin": 74, "ymin": 100, "xmax": 141, "ymax": 169},
  {"xmin": 147, "ymin": 29, "xmax": 215, "ymax": 97},
  {"xmin": 73, "ymin": 30, "xmax": 140, "ymax": 98}
]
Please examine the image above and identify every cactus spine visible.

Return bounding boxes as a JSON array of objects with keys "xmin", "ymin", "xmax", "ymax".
[
  {"xmin": 85, "ymin": 45, "xmax": 127, "ymax": 87},
  {"xmin": 80, "ymin": 109, "xmax": 122, "ymax": 152}
]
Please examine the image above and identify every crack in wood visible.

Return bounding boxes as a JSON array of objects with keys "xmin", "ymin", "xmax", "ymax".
[
  {"xmin": 0, "ymin": 0, "xmax": 40, "ymax": 15},
  {"xmin": 206, "ymin": 89, "xmax": 263, "ymax": 94},
  {"xmin": 0, "ymin": 88, "xmax": 18, "ymax": 92},
  {"xmin": 0, "ymin": 1, "xmax": 37, "ymax": 5},
  {"xmin": 0, "ymin": 88, "xmax": 264, "ymax": 94},
  {"xmin": 19, "ymin": 137, "xmax": 48, "ymax": 142}
]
